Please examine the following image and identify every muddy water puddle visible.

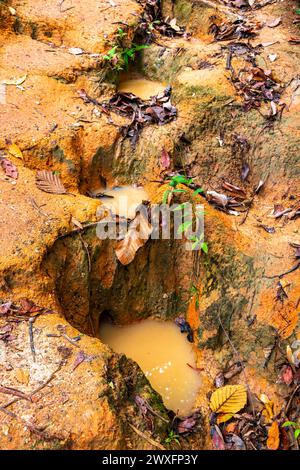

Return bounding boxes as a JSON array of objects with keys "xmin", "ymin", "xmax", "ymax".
[
  {"xmin": 118, "ymin": 77, "xmax": 166, "ymax": 100},
  {"xmin": 100, "ymin": 185, "xmax": 148, "ymax": 219},
  {"xmin": 99, "ymin": 319, "xmax": 201, "ymax": 416}
]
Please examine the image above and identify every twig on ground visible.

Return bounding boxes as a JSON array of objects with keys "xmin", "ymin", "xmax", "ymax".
[
  {"xmin": 264, "ymin": 262, "xmax": 300, "ymax": 279},
  {"xmin": 29, "ymin": 317, "xmax": 36, "ymax": 362},
  {"xmin": 128, "ymin": 422, "xmax": 166, "ymax": 450}
]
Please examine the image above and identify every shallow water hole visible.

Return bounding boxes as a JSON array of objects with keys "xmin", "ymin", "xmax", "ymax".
[
  {"xmin": 98, "ymin": 319, "xmax": 201, "ymax": 416},
  {"xmin": 118, "ymin": 75, "xmax": 166, "ymax": 100},
  {"xmin": 100, "ymin": 185, "xmax": 149, "ymax": 219}
]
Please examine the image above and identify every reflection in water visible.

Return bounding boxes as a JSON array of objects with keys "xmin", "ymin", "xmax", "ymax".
[
  {"xmin": 98, "ymin": 319, "xmax": 201, "ymax": 416},
  {"xmin": 118, "ymin": 78, "xmax": 166, "ymax": 100},
  {"xmin": 100, "ymin": 185, "xmax": 148, "ymax": 219}
]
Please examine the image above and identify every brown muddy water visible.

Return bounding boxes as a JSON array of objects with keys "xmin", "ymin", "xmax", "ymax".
[
  {"xmin": 99, "ymin": 319, "xmax": 201, "ymax": 416},
  {"xmin": 118, "ymin": 77, "xmax": 166, "ymax": 100},
  {"xmin": 100, "ymin": 185, "xmax": 149, "ymax": 219}
]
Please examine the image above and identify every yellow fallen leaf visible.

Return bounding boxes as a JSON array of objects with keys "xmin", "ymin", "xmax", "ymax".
[
  {"xmin": 267, "ymin": 421, "xmax": 280, "ymax": 450},
  {"xmin": 286, "ymin": 345, "xmax": 295, "ymax": 365},
  {"xmin": 260, "ymin": 393, "xmax": 275, "ymax": 421},
  {"xmin": 8, "ymin": 143, "xmax": 23, "ymax": 160},
  {"xmin": 217, "ymin": 413, "xmax": 234, "ymax": 424},
  {"xmin": 210, "ymin": 385, "xmax": 247, "ymax": 414},
  {"xmin": 15, "ymin": 368, "xmax": 30, "ymax": 385}
]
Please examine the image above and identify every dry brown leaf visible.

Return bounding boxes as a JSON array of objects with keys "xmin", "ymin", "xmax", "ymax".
[
  {"xmin": 267, "ymin": 421, "xmax": 280, "ymax": 450},
  {"xmin": 36, "ymin": 170, "xmax": 67, "ymax": 194},
  {"xmin": 210, "ymin": 385, "xmax": 247, "ymax": 414},
  {"xmin": 115, "ymin": 212, "xmax": 152, "ymax": 265}
]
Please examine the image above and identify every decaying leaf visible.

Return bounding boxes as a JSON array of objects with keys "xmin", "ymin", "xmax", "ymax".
[
  {"xmin": 278, "ymin": 365, "xmax": 294, "ymax": 386},
  {"xmin": 211, "ymin": 425, "xmax": 225, "ymax": 450},
  {"xmin": 225, "ymin": 433, "xmax": 246, "ymax": 450},
  {"xmin": 0, "ymin": 157, "xmax": 18, "ymax": 179},
  {"xmin": 0, "ymin": 301, "xmax": 12, "ymax": 315},
  {"xmin": 115, "ymin": 212, "xmax": 152, "ymax": 265},
  {"xmin": 206, "ymin": 190, "xmax": 229, "ymax": 208},
  {"xmin": 177, "ymin": 410, "xmax": 202, "ymax": 434},
  {"xmin": 36, "ymin": 170, "xmax": 67, "ymax": 194},
  {"xmin": 210, "ymin": 385, "xmax": 247, "ymax": 414},
  {"xmin": 160, "ymin": 147, "xmax": 171, "ymax": 169},
  {"xmin": 267, "ymin": 421, "xmax": 280, "ymax": 450},
  {"xmin": 102, "ymin": 88, "xmax": 177, "ymax": 147}
]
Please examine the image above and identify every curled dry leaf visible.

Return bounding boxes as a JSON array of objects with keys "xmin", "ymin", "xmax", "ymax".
[
  {"xmin": 0, "ymin": 157, "xmax": 18, "ymax": 179},
  {"xmin": 266, "ymin": 17, "xmax": 281, "ymax": 28},
  {"xmin": 267, "ymin": 421, "xmax": 280, "ymax": 450},
  {"xmin": 210, "ymin": 384, "xmax": 247, "ymax": 414},
  {"xmin": 115, "ymin": 212, "xmax": 152, "ymax": 265},
  {"xmin": 36, "ymin": 170, "xmax": 67, "ymax": 194}
]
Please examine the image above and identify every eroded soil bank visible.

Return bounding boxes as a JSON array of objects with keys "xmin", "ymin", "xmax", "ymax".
[{"xmin": 0, "ymin": 0, "xmax": 299, "ymax": 450}]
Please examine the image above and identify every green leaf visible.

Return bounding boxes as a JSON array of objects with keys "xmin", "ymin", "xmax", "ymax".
[
  {"xmin": 295, "ymin": 429, "xmax": 300, "ymax": 439},
  {"xmin": 282, "ymin": 421, "xmax": 298, "ymax": 428},
  {"xmin": 162, "ymin": 189, "xmax": 171, "ymax": 204},
  {"xmin": 192, "ymin": 187, "xmax": 204, "ymax": 195},
  {"xmin": 201, "ymin": 242, "xmax": 208, "ymax": 254},
  {"xmin": 132, "ymin": 44, "xmax": 149, "ymax": 52},
  {"xmin": 103, "ymin": 46, "xmax": 118, "ymax": 60},
  {"xmin": 169, "ymin": 175, "xmax": 193, "ymax": 187},
  {"xmin": 177, "ymin": 221, "xmax": 192, "ymax": 234},
  {"xmin": 173, "ymin": 202, "xmax": 189, "ymax": 211}
]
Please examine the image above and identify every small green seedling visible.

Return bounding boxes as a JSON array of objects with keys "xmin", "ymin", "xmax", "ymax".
[
  {"xmin": 165, "ymin": 430, "xmax": 180, "ymax": 445},
  {"xmin": 103, "ymin": 43, "xmax": 149, "ymax": 70},
  {"xmin": 282, "ymin": 421, "xmax": 300, "ymax": 440}
]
